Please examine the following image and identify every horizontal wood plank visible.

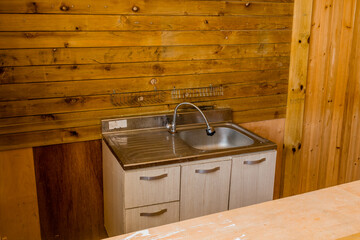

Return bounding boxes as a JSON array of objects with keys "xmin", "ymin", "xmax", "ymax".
[
  {"xmin": 0, "ymin": 70, "xmax": 288, "ymax": 101},
  {"xmin": 0, "ymin": 14, "xmax": 292, "ymax": 32},
  {"xmin": 0, "ymin": 1, "xmax": 293, "ymax": 16},
  {"xmin": 0, "ymin": 80, "xmax": 287, "ymax": 118},
  {"xmin": 0, "ymin": 106, "xmax": 286, "ymax": 151},
  {"xmin": 0, "ymin": 43, "xmax": 290, "ymax": 67},
  {"xmin": 0, "ymin": 57, "xmax": 289, "ymax": 84},
  {"xmin": 233, "ymin": 106, "xmax": 286, "ymax": 123},
  {"xmin": 0, "ymin": 125, "xmax": 102, "ymax": 152},
  {"xmin": 0, "ymin": 94, "xmax": 287, "ymax": 135},
  {"xmin": 0, "ymin": 30, "xmax": 291, "ymax": 49}
]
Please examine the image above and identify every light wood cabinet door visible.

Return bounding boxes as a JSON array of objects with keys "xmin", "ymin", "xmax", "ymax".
[
  {"xmin": 180, "ymin": 159, "xmax": 231, "ymax": 221},
  {"xmin": 229, "ymin": 150, "xmax": 276, "ymax": 210},
  {"xmin": 125, "ymin": 202, "xmax": 179, "ymax": 233}
]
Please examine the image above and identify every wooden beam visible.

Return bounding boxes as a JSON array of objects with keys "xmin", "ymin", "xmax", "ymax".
[{"xmin": 281, "ymin": 0, "xmax": 313, "ymax": 197}]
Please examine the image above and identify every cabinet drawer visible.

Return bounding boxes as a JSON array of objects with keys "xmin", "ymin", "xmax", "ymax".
[
  {"xmin": 229, "ymin": 150, "xmax": 276, "ymax": 209},
  {"xmin": 180, "ymin": 160, "xmax": 231, "ymax": 220},
  {"xmin": 125, "ymin": 202, "xmax": 179, "ymax": 233},
  {"xmin": 124, "ymin": 166, "xmax": 180, "ymax": 208}
]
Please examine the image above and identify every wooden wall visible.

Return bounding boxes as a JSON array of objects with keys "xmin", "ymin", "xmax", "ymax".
[
  {"xmin": 282, "ymin": 0, "xmax": 360, "ymax": 196},
  {"xmin": 0, "ymin": 1, "xmax": 293, "ymax": 239},
  {"xmin": 0, "ymin": 0, "xmax": 293, "ymax": 151},
  {"xmin": 0, "ymin": 148, "xmax": 41, "ymax": 240},
  {"xmin": 33, "ymin": 140, "xmax": 106, "ymax": 240}
]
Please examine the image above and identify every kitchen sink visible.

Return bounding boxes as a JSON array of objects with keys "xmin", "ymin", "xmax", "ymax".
[{"xmin": 178, "ymin": 126, "xmax": 255, "ymax": 151}]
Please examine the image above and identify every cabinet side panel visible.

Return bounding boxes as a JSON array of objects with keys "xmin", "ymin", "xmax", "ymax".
[{"xmin": 103, "ymin": 140, "xmax": 125, "ymax": 236}]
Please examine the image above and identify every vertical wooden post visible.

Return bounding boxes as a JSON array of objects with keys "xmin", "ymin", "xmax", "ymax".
[{"xmin": 282, "ymin": 0, "xmax": 314, "ymax": 197}]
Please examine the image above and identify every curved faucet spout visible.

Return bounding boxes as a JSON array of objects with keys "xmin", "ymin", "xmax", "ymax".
[{"xmin": 167, "ymin": 102, "xmax": 216, "ymax": 136}]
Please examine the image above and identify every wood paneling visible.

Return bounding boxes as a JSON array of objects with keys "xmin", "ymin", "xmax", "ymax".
[
  {"xmin": 0, "ymin": 57, "xmax": 289, "ymax": 84},
  {"xmin": 0, "ymin": 31, "xmax": 291, "ymax": 49},
  {"xmin": 33, "ymin": 140, "xmax": 107, "ymax": 240},
  {"xmin": 0, "ymin": 44, "xmax": 290, "ymax": 67},
  {"xmin": 282, "ymin": 0, "xmax": 360, "ymax": 196},
  {"xmin": 0, "ymin": 1, "xmax": 293, "ymax": 15},
  {"xmin": 0, "ymin": 14, "xmax": 293, "ymax": 32},
  {"xmin": 0, "ymin": 148, "xmax": 41, "ymax": 240},
  {"xmin": 0, "ymin": 0, "xmax": 292, "ymax": 151},
  {"xmin": 281, "ymin": 0, "xmax": 313, "ymax": 197}
]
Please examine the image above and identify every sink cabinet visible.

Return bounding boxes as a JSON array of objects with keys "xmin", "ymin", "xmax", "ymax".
[
  {"xmin": 180, "ymin": 158, "xmax": 231, "ymax": 220},
  {"xmin": 103, "ymin": 140, "xmax": 276, "ymax": 236},
  {"xmin": 103, "ymin": 141, "xmax": 180, "ymax": 236}
]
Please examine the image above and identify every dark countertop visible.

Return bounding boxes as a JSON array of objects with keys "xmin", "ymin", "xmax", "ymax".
[{"xmin": 102, "ymin": 122, "xmax": 277, "ymax": 170}]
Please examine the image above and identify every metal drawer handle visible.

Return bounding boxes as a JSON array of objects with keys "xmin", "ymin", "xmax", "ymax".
[
  {"xmin": 195, "ymin": 166, "xmax": 220, "ymax": 174},
  {"xmin": 244, "ymin": 158, "xmax": 266, "ymax": 165},
  {"xmin": 140, "ymin": 173, "xmax": 168, "ymax": 181},
  {"xmin": 140, "ymin": 208, "xmax": 167, "ymax": 217}
]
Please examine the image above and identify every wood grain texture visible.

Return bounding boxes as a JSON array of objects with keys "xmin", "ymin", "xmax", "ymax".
[
  {"xmin": 0, "ymin": 81, "xmax": 288, "ymax": 118},
  {"xmin": 0, "ymin": 30, "xmax": 291, "ymax": 49},
  {"xmin": 281, "ymin": 0, "xmax": 313, "ymax": 197},
  {"xmin": 0, "ymin": 1, "xmax": 293, "ymax": 15},
  {"xmin": 0, "ymin": 14, "xmax": 293, "ymax": 31},
  {"xmin": 0, "ymin": 57, "xmax": 289, "ymax": 84},
  {"xmin": 0, "ymin": 70, "xmax": 288, "ymax": 100},
  {"xmin": 0, "ymin": 0, "xmax": 291, "ymax": 151},
  {"xmin": 0, "ymin": 148, "xmax": 41, "ymax": 240},
  {"xmin": 0, "ymin": 44, "xmax": 290, "ymax": 67},
  {"xmin": 33, "ymin": 140, "xmax": 107, "ymax": 240},
  {"xmin": 282, "ymin": 0, "xmax": 360, "ymax": 196},
  {"xmin": 240, "ymin": 118, "xmax": 285, "ymax": 199}
]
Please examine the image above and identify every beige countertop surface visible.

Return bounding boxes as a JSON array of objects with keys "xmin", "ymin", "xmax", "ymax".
[{"xmin": 105, "ymin": 180, "xmax": 360, "ymax": 240}]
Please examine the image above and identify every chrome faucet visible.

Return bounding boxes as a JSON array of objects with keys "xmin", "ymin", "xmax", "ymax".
[{"xmin": 167, "ymin": 102, "xmax": 216, "ymax": 136}]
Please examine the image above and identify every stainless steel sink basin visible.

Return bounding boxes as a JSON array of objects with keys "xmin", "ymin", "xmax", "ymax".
[{"xmin": 178, "ymin": 126, "xmax": 255, "ymax": 151}]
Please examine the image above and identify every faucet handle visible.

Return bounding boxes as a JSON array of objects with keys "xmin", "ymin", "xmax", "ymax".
[{"xmin": 166, "ymin": 122, "xmax": 176, "ymax": 134}]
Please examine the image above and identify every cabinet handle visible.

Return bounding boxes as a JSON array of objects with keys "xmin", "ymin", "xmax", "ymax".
[
  {"xmin": 195, "ymin": 166, "xmax": 220, "ymax": 174},
  {"xmin": 140, "ymin": 208, "xmax": 167, "ymax": 217},
  {"xmin": 139, "ymin": 173, "xmax": 168, "ymax": 181},
  {"xmin": 243, "ymin": 158, "xmax": 266, "ymax": 165}
]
